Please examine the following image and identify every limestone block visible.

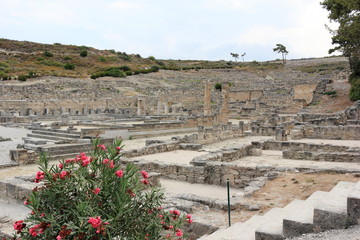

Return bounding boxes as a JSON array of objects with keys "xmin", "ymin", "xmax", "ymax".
[
  {"xmin": 178, "ymin": 175, "xmax": 187, "ymax": 182},
  {"xmin": 251, "ymin": 149, "xmax": 262, "ymax": 156},
  {"xmin": 195, "ymin": 176, "xmax": 205, "ymax": 184}
]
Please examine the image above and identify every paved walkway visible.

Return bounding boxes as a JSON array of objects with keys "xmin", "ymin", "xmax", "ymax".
[{"xmin": 0, "ymin": 126, "xmax": 30, "ymax": 165}]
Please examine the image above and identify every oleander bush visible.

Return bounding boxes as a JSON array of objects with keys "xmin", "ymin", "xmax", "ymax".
[{"xmin": 12, "ymin": 139, "xmax": 191, "ymax": 240}]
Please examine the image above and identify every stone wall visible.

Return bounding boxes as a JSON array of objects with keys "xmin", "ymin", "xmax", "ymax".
[
  {"xmin": 283, "ymin": 150, "xmax": 360, "ymax": 162},
  {"xmin": 197, "ymin": 121, "xmax": 244, "ymax": 144},
  {"xmin": 302, "ymin": 125, "xmax": 360, "ymax": 140},
  {"xmin": 123, "ymin": 157, "xmax": 268, "ymax": 188},
  {"xmin": 256, "ymin": 140, "xmax": 356, "ymax": 152}
]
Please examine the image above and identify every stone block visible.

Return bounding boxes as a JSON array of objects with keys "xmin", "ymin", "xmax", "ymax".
[{"xmin": 251, "ymin": 148, "xmax": 262, "ymax": 156}]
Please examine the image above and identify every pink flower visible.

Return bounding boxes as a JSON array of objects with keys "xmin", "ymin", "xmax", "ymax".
[
  {"xmin": 102, "ymin": 158, "xmax": 109, "ymax": 164},
  {"xmin": 109, "ymin": 160, "xmax": 115, "ymax": 169},
  {"xmin": 141, "ymin": 179, "xmax": 149, "ymax": 185},
  {"xmin": 60, "ymin": 171, "xmax": 68, "ymax": 180},
  {"xmin": 141, "ymin": 170, "xmax": 149, "ymax": 179},
  {"xmin": 81, "ymin": 159, "xmax": 91, "ymax": 167},
  {"xmin": 116, "ymin": 146, "xmax": 121, "ymax": 151},
  {"xmin": 88, "ymin": 216, "xmax": 102, "ymax": 228},
  {"xmin": 115, "ymin": 170, "xmax": 123, "ymax": 178},
  {"xmin": 24, "ymin": 199, "xmax": 29, "ymax": 205},
  {"xmin": 40, "ymin": 213, "xmax": 45, "ymax": 217},
  {"xmin": 58, "ymin": 163, "xmax": 63, "ymax": 169},
  {"xmin": 92, "ymin": 187, "xmax": 100, "ymax": 195},
  {"xmin": 13, "ymin": 220, "xmax": 26, "ymax": 231},
  {"xmin": 34, "ymin": 171, "xmax": 45, "ymax": 183},
  {"xmin": 186, "ymin": 214, "xmax": 193, "ymax": 223},
  {"xmin": 176, "ymin": 229, "xmax": 183, "ymax": 237},
  {"xmin": 97, "ymin": 144, "xmax": 106, "ymax": 151},
  {"xmin": 172, "ymin": 210, "xmax": 180, "ymax": 216},
  {"xmin": 56, "ymin": 235, "xmax": 62, "ymax": 240},
  {"xmin": 29, "ymin": 227, "xmax": 38, "ymax": 237}
]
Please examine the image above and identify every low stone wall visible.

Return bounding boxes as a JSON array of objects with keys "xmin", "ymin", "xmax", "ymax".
[
  {"xmin": 196, "ymin": 122, "xmax": 244, "ymax": 144},
  {"xmin": 191, "ymin": 144, "xmax": 254, "ymax": 163},
  {"xmin": 122, "ymin": 141, "xmax": 183, "ymax": 158},
  {"xmin": 256, "ymin": 140, "xmax": 356, "ymax": 152},
  {"xmin": 123, "ymin": 157, "xmax": 268, "ymax": 188},
  {"xmin": 283, "ymin": 150, "xmax": 360, "ymax": 162},
  {"xmin": 303, "ymin": 125, "xmax": 360, "ymax": 140},
  {"xmin": 9, "ymin": 149, "xmax": 38, "ymax": 165}
]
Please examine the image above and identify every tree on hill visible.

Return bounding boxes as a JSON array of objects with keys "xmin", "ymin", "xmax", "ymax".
[
  {"xmin": 273, "ymin": 44, "xmax": 288, "ymax": 64},
  {"xmin": 230, "ymin": 53, "xmax": 239, "ymax": 62},
  {"xmin": 321, "ymin": 0, "xmax": 360, "ymax": 100},
  {"xmin": 241, "ymin": 52, "xmax": 246, "ymax": 62}
]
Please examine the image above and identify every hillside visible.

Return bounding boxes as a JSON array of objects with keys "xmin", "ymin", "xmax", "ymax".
[
  {"xmin": 0, "ymin": 39, "xmax": 233, "ymax": 80},
  {"xmin": 0, "ymin": 38, "xmax": 355, "ymax": 114}
]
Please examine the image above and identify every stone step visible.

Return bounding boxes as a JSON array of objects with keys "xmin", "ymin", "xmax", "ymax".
[
  {"xmin": 347, "ymin": 181, "xmax": 360, "ymax": 225},
  {"xmin": 48, "ymin": 152, "xmax": 90, "ymax": 161},
  {"xmin": 283, "ymin": 191, "xmax": 329, "ymax": 238},
  {"xmin": 22, "ymin": 137, "xmax": 53, "ymax": 145},
  {"xmin": 201, "ymin": 207, "xmax": 290, "ymax": 240},
  {"xmin": 0, "ymin": 177, "xmax": 36, "ymax": 203},
  {"xmin": 254, "ymin": 199, "xmax": 305, "ymax": 240},
  {"xmin": 313, "ymin": 181, "xmax": 356, "ymax": 232},
  {"xmin": 0, "ymin": 200, "xmax": 30, "ymax": 238},
  {"xmin": 41, "ymin": 144, "xmax": 92, "ymax": 157},
  {"xmin": 32, "ymin": 130, "xmax": 80, "ymax": 139},
  {"xmin": 198, "ymin": 222, "xmax": 243, "ymax": 240},
  {"xmin": 27, "ymin": 133, "xmax": 76, "ymax": 143}
]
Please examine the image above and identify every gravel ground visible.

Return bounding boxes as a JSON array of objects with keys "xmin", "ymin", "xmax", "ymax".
[{"xmin": 288, "ymin": 225, "xmax": 360, "ymax": 240}]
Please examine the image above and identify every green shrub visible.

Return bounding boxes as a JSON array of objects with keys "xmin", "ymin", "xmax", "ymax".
[
  {"xmin": 119, "ymin": 65, "xmax": 131, "ymax": 71},
  {"xmin": 80, "ymin": 50, "xmax": 88, "ymax": 57},
  {"xmin": 323, "ymin": 91, "xmax": 337, "ymax": 96},
  {"xmin": 215, "ymin": 82, "xmax": 222, "ymax": 91},
  {"xmin": 150, "ymin": 65, "xmax": 160, "ymax": 72},
  {"xmin": 27, "ymin": 71, "xmax": 37, "ymax": 78},
  {"xmin": 117, "ymin": 52, "xmax": 131, "ymax": 61},
  {"xmin": 106, "ymin": 68, "xmax": 126, "ymax": 77},
  {"xmin": 156, "ymin": 60, "xmax": 165, "ymax": 66},
  {"xmin": 98, "ymin": 56, "xmax": 107, "ymax": 62},
  {"xmin": 18, "ymin": 75, "xmax": 27, "ymax": 81},
  {"xmin": 148, "ymin": 56, "xmax": 156, "ymax": 61},
  {"xmin": 13, "ymin": 139, "xmax": 190, "ymax": 239},
  {"xmin": 43, "ymin": 51, "xmax": 53, "ymax": 57},
  {"xmin": 64, "ymin": 63, "xmax": 75, "ymax": 70},
  {"xmin": 350, "ymin": 77, "xmax": 360, "ymax": 101},
  {"xmin": 63, "ymin": 56, "xmax": 72, "ymax": 61},
  {"xmin": 125, "ymin": 71, "xmax": 133, "ymax": 76}
]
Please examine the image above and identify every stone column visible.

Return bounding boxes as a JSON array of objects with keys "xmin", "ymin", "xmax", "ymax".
[
  {"xmin": 157, "ymin": 100, "xmax": 161, "ymax": 115},
  {"xmin": 164, "ymin": 103, "xmax": 169, "ymax": 115},
  {"xmin": 137, "ymin": 96, "xmax": 146, "ymax": 116},
  {"xmin": 198, "ymin": 126, "xmax": 205, "ymax": 140},
  {"xmin": 204, "ymin": 81, "xmax": 211, "ymax": 115},
  {"xmin": 275, "ymin": 127, "xmax": 287, "ymax": 141},
  {"xmin": 218, "ymin": 82, "xmax": 230, "ymax": 125}
]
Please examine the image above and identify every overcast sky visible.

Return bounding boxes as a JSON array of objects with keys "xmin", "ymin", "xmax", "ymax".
[{"xmin": 0, "ymin": 0, "xmax": 338, "ymax": 61}]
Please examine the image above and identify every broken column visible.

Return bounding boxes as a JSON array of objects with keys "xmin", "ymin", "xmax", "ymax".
[
  {"xmin": 275, "ymin": 127, "xmax": 287, "ymax": 141},
  {"xmin": 218, "ymin": 82, "xmax": 230, "ymax": 125},
  {"xmin": 137, "ymin": 96, "xmax": 146, "ymax": 116},
  {"xmin": 204, "ymin": 80, "xmax": 211, "ymax": 115}
]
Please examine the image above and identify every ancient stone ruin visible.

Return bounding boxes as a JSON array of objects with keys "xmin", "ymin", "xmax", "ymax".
[{"xmin": 0, "ymin": 57, "xmax": 360, "ymax": 239}]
